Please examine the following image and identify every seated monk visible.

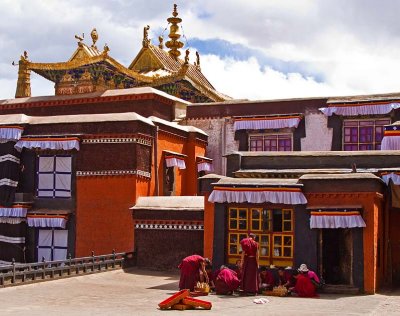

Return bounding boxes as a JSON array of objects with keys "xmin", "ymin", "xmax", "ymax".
[
  {"xmin": 290, "ymin": 270, "xmax": 318, "ymax": 298},
  {"xmin": 205, "ymin": 263, "xmax": 216, "ymax": 291},
  {"xmin": 278, "ymin": 267, "xmax": 295, "ymax": 289},
  {"xmin": 215, "ymin": 266, "xmax": 240, "ymax": 295},
  {"xmin": 258, "ymin": 266, "xmax": 275, "ymax": 292},
  {"xmin": 234, "ymin": 259, "xmax": 242, "ymax": 282},
  {"xmin": 178, "ymin": 255, "xmax": 210, "ymax": 291}
]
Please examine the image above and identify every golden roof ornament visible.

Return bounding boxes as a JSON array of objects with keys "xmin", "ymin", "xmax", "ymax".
[
  {"xmin": 165, "ymin": 4, "xmax": 184, "ymax": 60},
  {"xmin": 143, "ymin": 25, "xmax": 150, "ymax": 48},
  {"xmin": 158, "ymin": 36, "xmax": 164, "ymax": 49},
  {"xmin": 184, "ymin": 49, "xmax": 190, "ymax": 65},
  {"xmin": 91, "ymin": 28, "xmax": 99, "ymax": 49},
  {"xmin": 74, "ymin": 33, "xmax": 84, "ymax": 46},
  {"xmin": 195, "ymin": 51, "xmax": 201, "ymax": 71}
]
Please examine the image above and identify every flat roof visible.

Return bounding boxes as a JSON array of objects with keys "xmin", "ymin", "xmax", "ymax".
[
  {"xmin": 213, "ymin": 177, "xmax": 302, "ymax": 187},
  {"xmin": 299, "ymin": 173, "xmax": 383, "ymax": 181},
  {"xmin": 327, "ymin": 91, "xmax": 400, "ymax": 104},
  {"xmin": 229, "ymin": 150, "xmax": 400, "ymax": 158},
  {"xmin": 0, "ymin": 112, "xmax": 155, "ymax": 126},
  {"xmin": 234, "ymin": 168, "xmax": 400, "ymax": 176},
  {"xmin": 0, "ymin": 87, "xmax": 191, "ymax": 106},
  {"xmin": 149, "ymin": 116, "xmax": 208, "ymax": 136},
  {"xmin": 130, "ymin": 196, "xmax": 204, "ymax": 211}
]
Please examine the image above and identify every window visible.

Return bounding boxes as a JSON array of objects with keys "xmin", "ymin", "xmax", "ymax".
[
  {"xmin": 227, "ymin": 207, "xmax": 294, "ymax": 266},
  {"xmin": 343, "ymin": 118, "xmax": 390, "ymax": 150},
  {"xmin": 37, "ymin": 155, "xmax": 72, "ymax": 198},
  {"xmin": 249, "ymin": 134, "xmax": 292, "ymax": 151},
  {"xmin": 37, "ymin": 229, "xmax": 68, "ymax": 261}
]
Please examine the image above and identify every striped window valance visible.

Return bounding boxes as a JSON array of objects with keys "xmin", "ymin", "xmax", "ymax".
[
  {"xmin": 381, "ymin": 125, "xmax": 400, "ymax": 150},
  {"xmin": 0, "ymin": 126, "xmax": 24, "ymax": 143},
  {"xmin": 0, "ymin": 205, "xmax": 28, "ymax": 217},
  {"xmin": 233, "ymin": 115, "xmax": 302, "ymax": 131},
  {"xmin": 208, "ymin": 186, "xmax": 307, "ymax": 205},
  {"xmin": 15, "ymin": 137, "xmax": 80, "ymax": 152},
  {"xmin": 0, "ymin": 235, "xmax": 25, "ymax": 244},
  {"xmin": 320, "ymin": 102, "xmax": 400, "ymax": 117},
  {"xmin": 310, "ymin": 210, "xmax": 366, "ymax": 229},
  {"xmin": 27, "ymin": 215, "xmax": 68, "ymax": 229},
  {"xmin": 196, "ymin": 156, "xmax": 213, "ymax": 172},
  {"xmin": 0, "ymin": 217, "xmax": 26, "ymax": 224}
]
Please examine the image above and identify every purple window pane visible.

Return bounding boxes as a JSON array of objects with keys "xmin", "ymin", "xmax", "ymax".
[{"xmin": 344, "ymin": 136, "xmax": 351, "ymax": 142}]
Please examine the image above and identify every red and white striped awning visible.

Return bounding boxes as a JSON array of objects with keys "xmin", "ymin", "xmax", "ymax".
[
  {"xmin": 320, "ymin": 102, "xmax": 400, "ymax": 117},
  {"xmin": 310, "ymin": 210, "xmax": 366, "ymax": 229},
  {"xmin": 15, "ymin": 137, "xmax": 80, "ymax": 152},
  {"xmin": 27, "ymin": 215, "xmax": 68, "ymax": 229},
  {"xmin": 208, "ymin": 186, "xmax": 307, "ymax": 205},
  {"xmin": 233, "ymin": 115, "xmax": 302, "ymax": 131},
  {"xmin": 0, "ymin": 126, "xmax": 24, "ymax": 143}
]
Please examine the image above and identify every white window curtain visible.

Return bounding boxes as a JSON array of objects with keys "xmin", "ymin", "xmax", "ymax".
[
  {"xmin": 165, "ymin": 156, "xmax": 186, "ymax": 169},
  {"xmin": 0, "ymin": 206, "xmax": 28, "ymax": 217},
  {"xmin": 320, "ymin": 103, "xmax": 400, "ymax": 116},
  {"xmin": 15, "ymin": 137, "xmax": 80, "ymax": 152},
  {"xmin": 37, "ymin": 229, "xmax": 68, "ymax": 262},
  {"xmin": 197, "ymin": 161, "xmax": 213, "ymax": 172},
  {"xmin": 310, "ymin": 211, "xmax": 366, "ymax": 229},
  {"xmin": 28, "ymin": 216, "xmax": 68, "ymax": 229},
  {"xmin": 381, "ymin": 173, "xmax": 400, "ymax": 185},
  {"xmin": 208, "ymin": 187, "xmax": 307, "ymax": 205},
  {"xmin": 0, "ymin": 126, "xmax": 23, "ymax": 143},
  {"xmin": 37, "ymin": 156, "xmax": 72, "ymax": 198},
  {"xmin": 233, "ymin": 116, "xmax": 301, "ymax": 131}
]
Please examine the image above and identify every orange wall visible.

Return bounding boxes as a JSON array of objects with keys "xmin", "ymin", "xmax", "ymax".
[
  {"xmin": 75, "ymin": 176, "xmax": 137, "ymax": 257},
  {"xmin": 203, "ymin": 192, "xmax": 215, "ymax": 259},
  {"xmin": 306, "ymin": 192, "xmax": 384, "ymax": 294}
]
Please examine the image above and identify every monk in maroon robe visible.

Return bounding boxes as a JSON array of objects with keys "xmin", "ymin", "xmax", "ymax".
[
  {"xmin": 278, "ymin": 267, "xmax": 295, "ymax": 289},
  {"xmin": 215, "ymin": 266, "xmax": 240, "ymax": 295},
  {"xmin": 178, "ymin": 255, "xmax": 209, "ymax": 291},
  {"xmin": 259, "ymin": 266, "xmax": 275, "ymax": 292},
  {"xmin": 291, "ymin": 271, "xmax": 318, "ymax": 298},
  {"xmin": 240, "ymin": 233, "xmax": 259, "ymax": 294}
]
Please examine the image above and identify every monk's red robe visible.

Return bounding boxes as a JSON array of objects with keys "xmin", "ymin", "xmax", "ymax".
[
  {"xmin": 294, "ymin": 274, "xmax": 318, "ymax": 298},
  {"xmin": 215, "ymin": 268, "xmax": 240, "ymax": 295},
  {"xmin": 178, "ymin": 255, "xmax": 204, "ymax": 291},
  {"xmin": 240, "ymin": 237, "xmax": 259, "ymax": 293},
  {"xmin": 259, "ymin": 270, "xmax": 275, "ymax": 290}
]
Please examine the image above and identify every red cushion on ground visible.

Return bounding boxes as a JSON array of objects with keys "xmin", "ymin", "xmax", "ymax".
[
  {"xmin": 158, "ymin": 289, "xmax": 190, "ymax": 309},
  {"xmin": 182, "ymin": 297, "xmax": 212, "ymax": 310}
]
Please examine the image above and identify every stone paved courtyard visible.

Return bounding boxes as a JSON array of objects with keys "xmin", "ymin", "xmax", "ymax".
[{"xmin": 0, "ymin": 268, "xmax": 399, "ymax": 315}]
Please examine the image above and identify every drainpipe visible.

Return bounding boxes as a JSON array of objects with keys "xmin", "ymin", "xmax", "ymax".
[
  {"xmin": 221, "ymin": 118, "xmax": 227, "ymax": 176},
  {"xmin": 154, "ymin": 126, "xmax": 159, "ymax": 196}
]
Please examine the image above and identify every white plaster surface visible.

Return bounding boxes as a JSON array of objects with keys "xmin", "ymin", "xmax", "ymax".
[{"xmin": 301, "ymin": 109, "xmax": 333, "ymax": 151}]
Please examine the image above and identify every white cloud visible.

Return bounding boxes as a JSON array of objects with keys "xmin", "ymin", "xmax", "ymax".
[{"xmin": 2, "ymin": 0, "xmax": 400, "ymax": 100}]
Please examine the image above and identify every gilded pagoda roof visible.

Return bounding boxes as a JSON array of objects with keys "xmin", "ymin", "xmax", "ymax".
[{"xmin": 14, "ymin": 5, "xmax": 231, "ymax": 103}]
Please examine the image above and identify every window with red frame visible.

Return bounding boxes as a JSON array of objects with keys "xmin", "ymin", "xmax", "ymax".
[
  {"xmin": 249, "ymin": 134, "xmax": 292, "ymax": 151},
  {"xmin": 343, "ymin": 119, "xmax": 390, "ymax": 151}
]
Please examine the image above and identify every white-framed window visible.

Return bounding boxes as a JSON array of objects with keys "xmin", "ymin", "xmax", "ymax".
[
  {"xmin": 249, "ymin": 133, "xmax": 293, "ymax": 151},
  {"xmin": 37, "ymin": 155, "xmax": 72, "ymax": 198},
  {"xmin": 343, "ymin": 118, "xmax": 391, "ymax": 150}
]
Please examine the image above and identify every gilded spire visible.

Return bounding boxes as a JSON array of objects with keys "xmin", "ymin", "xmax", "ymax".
[
  {"xmin": 15, "ymin": 52, "xmax": 31, "ymax": 98},
  {"xmin": 165, "ymin": 4, "xmax": 184, "ymax": 60}
]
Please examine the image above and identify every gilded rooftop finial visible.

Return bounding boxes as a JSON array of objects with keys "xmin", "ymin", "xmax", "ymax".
[
  {"xmin": 91, "ymin": 28, "xmax": 98, "ymax": 49},
  {"xmin": 165, "ymin": 4, "xmax": 184, "ymax": 60},
  {"xmin": 195, "ymin": 51, "xmax": 201, "ymax": 71},
  {"xmin": 158, "ymin": 36, "xmax": 164, "ymax": 49},
  {"xmin": 184, "ymin": 49, "xmax": 190, "ymax": 65},
  {"xmin": 143, "ymin": 25, "xmax": 150, "ymax": 48},
  {"xmin": 75, "ymin": 33, "xmax": 84, "ymax": 46}
]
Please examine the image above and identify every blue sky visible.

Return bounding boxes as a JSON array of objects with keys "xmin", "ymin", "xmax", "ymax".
[{"xmin": 1, "ymin": 0, "xmax": 400, "ymax": 100}]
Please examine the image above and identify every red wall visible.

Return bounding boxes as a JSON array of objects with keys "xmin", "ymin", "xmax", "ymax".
[{"xmin": 75, "ymin": 176, "xmax": 136, "ymax": 257}]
